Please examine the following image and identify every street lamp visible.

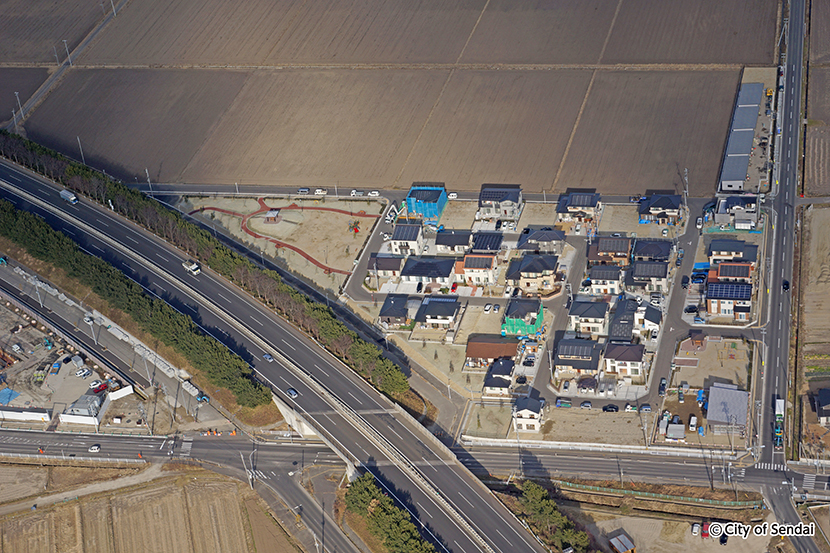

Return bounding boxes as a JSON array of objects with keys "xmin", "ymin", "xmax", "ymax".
[
  {"xmin": 62, "ymin": 40, "xmax": 71, "ymax": 66},
  {"xmin": 14, "ymin": 92, "xmax": 22, "ymax": 117}
]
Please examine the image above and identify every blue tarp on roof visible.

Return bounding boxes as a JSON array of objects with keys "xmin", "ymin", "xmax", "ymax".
[
  {"xmin": 0, "ymin": 388, "xmax": 20, "ymax": 405},
  {"xmin": 693, "ymin": 262, "xmax": 710, "ymax": 271}
]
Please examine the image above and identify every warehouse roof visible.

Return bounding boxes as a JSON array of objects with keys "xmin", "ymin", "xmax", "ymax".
[{"xmin": 706, "ymin": 382, "xmax": 748, "ymax": 426}]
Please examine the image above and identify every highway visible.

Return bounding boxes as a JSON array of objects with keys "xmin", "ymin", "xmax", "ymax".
[{"xmin": 0, "ymin": 164, "xmax": 546, "ymax": 553}]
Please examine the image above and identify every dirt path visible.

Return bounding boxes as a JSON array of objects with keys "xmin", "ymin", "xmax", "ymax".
[{"xmin": 0, "ymin": 462, "xmax": 164, "ymax": 516}]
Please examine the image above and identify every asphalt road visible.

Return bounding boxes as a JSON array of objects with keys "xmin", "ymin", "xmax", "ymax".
[{"xmin": 0, "ymin": 166, "xmax": 545, "ymax": 553}]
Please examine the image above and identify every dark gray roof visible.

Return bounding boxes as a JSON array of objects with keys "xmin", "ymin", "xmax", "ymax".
[
  {"xmin": 642, "ymin": 304, "xmax": 662, "ymax": 324},
  {"xmin": 505, "ymin": 298, "xmax": 541, "ymax": 320},
  {"xmin": 707, "ymin": 282, "xmax": 752, "ymax": 300},
  {"xmin": 597, "ymin": 237, "xmax": 631, "ymax": 255},
  {"xmin": 435, "ymin": 230, "xmax": 472, "ymax": 247},
  {"xmin": 732, "ymin": 105, "xmax": 759, "ymax": 131},
  {"xmin": 604, "ymin": 343, "xmax": 644, "ymax": 362},
  {"xmin": 631, "ymin": 261, "xmax": 668, "ymax": 279},
  {"xmin": 379, "ymin": 294, "xmax": 409, "ymax": 319},
  {"xmin": 718, "ymin": 263, "xmax": 751, "ymax": 278},
  {"xmin": 608, "ymin": 299, "xmax": 638, "ymax": 342},
  {"xmin": 726, "ymin": 128, "xmax": 754, "ymax": 155},
  {"xmin": 736, "ymin": 82, "xmax": 764, "ymax": 107},
  {"xmin": 369, "ymin": 254, "xmax": 404, "ymax": 272},
  {"xmin": 401, "ymin": 257, "xmax": 456, "ymax": 278},
  {"xmin": 710, "ymin": 239, "xmax": 758, "ymax": 262},
  {"xmin": 818, "ymin": 389, "xmax": 830, "ymax": 416},
  {"xmin": 557, "ymin": 192, "xmax": 600, "ymax": 212},
  {"xmin": 464, "ymin": 255, "xmax": 494, "ymax": 269},
  {"xmin": 484, "ymin": 375, "xmax": 511, "ymax": 389},
  {"xmin": 489, "ymin": 358, "xmax": 515, "ymax": 378},
  {"xmin": 721, "ymin": 84, "xmax": 763, "ymax": 187},
  {"xmin": 472, "ymin": 232, "xmax": 504, "ymax": 252},
  {"xmin": 515, "ymin": 397, "xmax": 543, "ymax": 414},
  {"xmin": 414, "ymin": 296, "xmax": 460, "ymax": 322},
  {"xmin": 639, "ymin": 194, "xmax": 681, "ymax": 214},
  {"xmin": 555, "ymin": 339, "xmax": 601, "ymax": 371},
  {"xmin": 478, "ymin": 184, "xmax": 522, "ymax": 207},
  {"xmin": 707, "ymin": 382, "xmax": 748, "ymax": 426},
  {"xmin": 407, "ymin": 183, "xmax": 445, "ymax": 203},
  {"xmin": 589, "ymin": 265, "xmax": 621, "ymax": 281},
  {"xmin": 568, "ymin": 301, "xmax": 609, "ymax": 320},
  {"xmin": 516, "ymin": 227, "xmax": 566, "ymax": 250},
  {"xmin": 505, "ymin": 254, "xmax": 559, "ymax": 281},
  {"xmin": 392, "ymin": 224, "xmax": 421, "ymax": 242},
  {"xmin": 632, "ymin": 239, "xmax": 672, "ymax": 260}
]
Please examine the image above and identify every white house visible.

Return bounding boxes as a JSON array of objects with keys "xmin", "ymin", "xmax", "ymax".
[
  {"xmin": 603, "ymin": 343, "xmax": 645, "ymax": 380},
  {"xmin": 589, "ymin": 265, "xmax": 622, "ymax": 296},
  {"xmin": 459, "ymin": 254, "xmax": 497, "ymax": 285},
  {"xmin": 568, "ymin": 301, "xmax": 609, "ymax": 337},
  {"xmin": 390, "ymin": 224, "xmax": 424, "ymax": 256},
  {"xmin": 513, "ymin": 397, "xmax": 544, "ymax": 432}
]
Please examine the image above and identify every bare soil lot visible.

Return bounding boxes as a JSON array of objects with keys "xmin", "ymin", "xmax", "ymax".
[
  {"xmin": 82, "ymin": 0, "xmax": 483, "ymax": 65},
  {"xmin": 603, "ymin": 0, "xmax": 777, "ymax": 65},
  {"xmin": 806, "ymin": 129, "xmax": 830, "ymax": 196},
  {"xmin": 555, "ymin": 70, "xmax": 741, "ymax": 197},
  {"xmin": 181, "ymin": 69, "xmax": 448, "ymax": 187},
  {"xmin": 0, "ymin": 68, "xmax": 49, "ymax": 124},
  {"xmin": 396, "ymin": 70, "xmax": 592, "ymax": 191},
  {"xmin": 0, "ymin": 0, "xmax": 102, "ymax": 63},
  {"xmin": 801, "ymin": 206, "xmax": 830, "ymax": 359},
  {"xmin": 808, "ymin": 68, "xmax": 830, "ymax": 124},
  {"xmin": 25, "ymin": 68, "xmax": 248, "ymax": 183},
  {"xmin": 811, "ymin": 0, "xmax": 830, "ymax": 64}
]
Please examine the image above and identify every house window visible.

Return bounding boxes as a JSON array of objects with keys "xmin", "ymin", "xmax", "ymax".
[
  {"xmin": 526, "ymin": 424, "xmax": 535, "ymax": 430},
  {"xmin": 516, "ymin": 423, "xmax": 523, "ymax": 430},
  {"xmin": 630, "ymin": 368, "xmax": 639, "ymax": 375}
]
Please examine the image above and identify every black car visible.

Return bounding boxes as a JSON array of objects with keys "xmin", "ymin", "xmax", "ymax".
[
  {"xmin": 602, "ymin": 404, "xmax": 619, "ymax": 412},
  {"xmin": 783, "ymin": 280, "xmax": 790, "ymax": 291},
  {"xmin": 512, "ymin": 287, "xmax": 521, "ymax": 297},
  {"xmin": 720, "ymin": 534, "xmax": 728, "ymax": 546},
  {"xmin": 684, "ymin": 305, "xmax": 698, "ymax": 314},
  {"xmin": 416, "ymin": 282, "xmax": 423, "ymax": 293},
  {"xmin": 681, "ymin": 275, "xmax": 689, "ymax": 289},
  {"xmin": 658, "ymin": 378, "xmax": 667, "ymax": 397}
]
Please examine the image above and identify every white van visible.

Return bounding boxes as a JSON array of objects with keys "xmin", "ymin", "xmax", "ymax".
[
  {"xmin": 314, "ymin": 188, "xmax": 328, "ymax": 196},
  {"xmin": 689, "ymin": 415, "xmax": 698, "ymax": 432},
  {"xmin": 298, "ymin": 188, "xmax": 310, "ymax": 195},
  {"xmin": 350, "ymin": 190, "xmax": 364, "ymax": 197}
]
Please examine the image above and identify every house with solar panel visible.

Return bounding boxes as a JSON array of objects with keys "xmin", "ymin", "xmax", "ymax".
[
  {"xmin": 414, "ymin": 296, "xmax": 461, "ymax": 329},
  {"xmin": 405, "ymin": 182, "xmax": 448, "ymax": 224},
  {"xmin": 556, "ymin": 192, "xmax": 601, "ymax": 223},
  {"xmin": 708, "ymin": 239, "xmax": 758, "ymax": 268},
  {"xmin": 707, "ymin": 282, "xmax": 753, "ymax": 321},
  {"xmin": 476, "ymin": 184, "xmax": 523, "ymax": 221},
  {"xmin": 713, "ymin": 262, "xmax": 753, "ymax": 284},
  {"xmin": 471, "ymin": 231, "xmax": 504, "ymax": 253},
  {"xmin": 638, "ymin": 194, "xmax": 682, "ymax": 224},
  {"xmin": 631, "ymin": 239, "xmax": 673, "ymax": 262},
  {"xmin": 502, "ymin": 298, "xmax": 544, "ymax": 337},
  {"xmin": 627, "ymin": 260, "xmax": 669, "ymax": 293},
  {"xmin": 568, "ymin": 300, "xmax": 610, "ymax": 337},
  {"xmin": 400, "ymin": 257, "xmax": 456, "ymax": 289},
  {"xmin": 588, "ymin": 265, "xmax": 623, "ymax": 296},
  {"xmin": 457, "ymin": 254, "xmax": 497, "ymax": 285},
  {"xmin": 389, "ymin": 224, "xmax": 424, "ymax": 256},
  {"xmin": 505, "ymin": 254, "xmax": 560, "ymax": 295},
  {"xmin": 553, "ymin": 338, "xmax": 603, "ymax": 379},
  {"xmin": 587, "ymin": 236, "xmax": 632, "ymax": 267}
]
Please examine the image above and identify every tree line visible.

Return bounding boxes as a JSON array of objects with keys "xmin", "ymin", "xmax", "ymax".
[
  {"xmin": 345, "ymin": 473, "xmax": 436, "ymax": 553},
  {"xmin": 0, "ymin": 131, "xmax": 409, "ymax": 398},
  {"xmin": 520, "ymin": 481, "xmax": 593, "ymax": 552},
  {"xmin": 0, "ymin": 199, "xmax": 270, "ymax": 406}
]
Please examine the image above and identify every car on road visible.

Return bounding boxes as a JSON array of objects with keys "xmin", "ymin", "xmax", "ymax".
[
  {"xmin": 684, "ymin": 305, "xmax": 698, "ymax": 314},
  {"xmin": 286, "ymin": 388, "xmax": 299, "ymax": 399},
  {"xmin": 702, "ymin": 522, "xmax": 710, "ymax": 538},
  {"xmin": 580, "ymin": 401, "xmax": 592, "ymax": 410},
  {"xmin": 350, "ymin": 190, "xmax": 364, "ymax": 197},
  {"xmin": 696, "ymin": 217, "xmax": 703, "ymax": 229},
  {"xmin": 448, "ymin": 192, "xmax": 458, "ymax": 200},
  {"xmin": 263, "ymin": 353, "xmax": 274, "ymax": 363},
  {"xmin": 88, "ymin": 444, "xmax": 100, "ymax": 453},
  {"xmin": 484, "ymin": 303, "xmax": 492, "ymax": 314},
  {"xmin": 624, "ymin": 403, "xmax": 637, "ymax": 413},
  {"xmin": 368, "ymin": 190, "xmax": 380, "ymax": 197},
  {"xmin": 83, "ymin": 315, "xmax": 93, "ymax": 324},
  {"xmin": 692, "ymin": 523, "xmax": 700, "ymax": 536},
  {"xmin": 493, "ymin": 304, "xmax": 500, "ymax": 313},
  {"xmin": 298, "ymin": 188, "xmax": 310, "ymax": 195},
  {"xmin": 602, "ymin": 404, "xmax": 619, "ymax": 412},
  {"xmin": 783, "ymin": 280, "xmax": 790, "ymax": 291},
  {"xmin": 658, "ymin": 378, "xmax": 667, "ymax": 397},
  {"xmin": 640, "ymin": 403, "xmax": 651, "ymax": 412},
  {"xmin": 681, "ymin": 275, "xmax": 689, "ymax": 289},
  {"xmin": 89, "ymin": 380, "xmax": 102, "ymax": 389}
]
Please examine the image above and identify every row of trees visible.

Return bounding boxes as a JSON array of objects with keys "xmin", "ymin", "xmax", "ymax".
[
  {"xmin": 520, "ymin": 481, "xmax": 593, "ymax": 553},
  {"xmin": 345, "ymin": 473, "xmax": 436, "ymax": 553},
  {"xmin": 0, "ymin": 130, "xmax": 409, "ymax": 397},
  {"xmin": 0, "ymin": 199, "xmax": 271, "ymax": 407}
]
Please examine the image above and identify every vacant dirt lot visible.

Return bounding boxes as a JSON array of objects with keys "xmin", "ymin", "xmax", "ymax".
[
  {"xmin": 555, "ymin": 70, "xmax": 741, "ymax": 197},
  {"xmin": 811, "ymin": 0, "xmax": 830, "ymax": 64},
  {"xmin": 603, "ymin": 0, "xmax": 778, "ymax": 65},
  {"xmin": 0, "ymin": 0, "xmax": 102, "ymax": 63},
  {"xmin": 809, "ymin": 68, "xmax": 830, "ymax": 124},
  {"xmin": 25, "ymin": 68, "xmax": 248, "ymax": 182},
  {"xmin": 802, "ymin": 206, "xmax": 830, "ymax": 360},
  {"xmin": 597, "ymin": 204, "xmax": 673, "ymax": 238},
  {"xmin": 673, "ymin": 336, "xmax": 751, "ymax": 389},
  {"xmin": 0, "ymin": 68, "xmax": 49, "ymax": 124},
  {"xmin": 806, "ymin": 129, "xmax": 830, "ymax": 196}
]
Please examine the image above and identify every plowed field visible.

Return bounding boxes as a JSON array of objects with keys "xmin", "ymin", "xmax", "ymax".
[
  {"xmin": 811, "ymin": 0, "xmax": 830, "ymax": 64},
  {"xmin": 0, "ymin": 68, "xmax": 49, "ymax": 125}
]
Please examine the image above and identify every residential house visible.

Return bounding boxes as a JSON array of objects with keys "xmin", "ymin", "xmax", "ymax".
[
  {"xmin": 502, "ymin": 298, "xmax": 544, "ymax": 336},
  {"xmin": 471, "ymin": 231, "xmax": 504, "ymax": 253},
  {"xmin": 368, "ymin": 254, "xmax": 404, "ymax": 278},
  {"xmin": 556, "ymin": 192, "xmax": 601, "ymax": 223},
  {"xmin": 513, "ymin": 397, "xmax": 544, "ymax": 432},
  {"xmin": 708, "ymin": 239, "xmax": 758, "ymax": 267},
  {"xmin": 465, "ymin": 334, "xmax": 519, "ymax": 371},
  {"xmin": 477, "ymin": 184, "xmax": 523, "ymax": 221},
  {"xmin": 405, "ymin": 182, "xmax": 447, "ymax": 224},
  {"xmin": 603, "ymin": 343, "xmax": 646, "ymax": 380},
  {"xmin": 65, "ymin": 395, "xmax": 102, "ymax": 417},
  {"xmin": 378, "ymin": 294, "xmax": 411, "ymax": 329},
  {"xmin": 483, "ymin": 359, "xmax": 514, "ymax": 396},
  {"xmin": 638, "ymin": 194, "xmax": 682, "ymax": 224},
  {"xmin": 714, "ymin": 196, "xmax": 759, "ymax": 229},
  {"xmin": 707, "ymin": 282, "xmax": 752, "ymax": 321},
  {"xmin": 817, "ymin": 389, "xmax": 830, "ymax": 427},
  {"xmin": 568, "ymin": 301, "xmax": 610, "ymax": 337},
  {"xmin": 505, "ymin": 254, "xmax": 559, "ymax": 294},
  {"xmin": 435, "ymin": 230, "xmax": 472, "ymax": 254},
  {"xmin": 608, "ymin": 298, "xmax": 638, "ymax": 343},
  {"xmin": 609, "ymin": 530, "xmax": 637, "ymax": 553},
  {"xmin": 631, "ymin": 239, "xmax": 672, "ymax": 262},
  {"xmin": 714, "ymin": 262, "xmax": 753, "ymax": 284},
  {"xmin": 635, "ymin": 302, "xmax": 662, "ymax": 339},
  {"xmin": 588, "ymin": 265, "xmax": 622, "ymax": 296},
  {"xmin": 459, "ymin": 254, "xmax": 497, "ymax": 285},
  {"xmin": 389, "ymin": 224, "xmax": 424, "ymax": 256},
  {"xmin": 400, "ymin": 257, "xmax": 456, "ymax": 287},
  {"xmin": 627, "ymin": 261, "xmax": 669, "ymax": 292},
  {"xmin": 553, "ymin": 338, "xmax": 603, "ymax": 378},
  {"xmin": 516, "ymin": 227, "xmax": 566, "ymax": 255},
  {"xmin": 587, "ymin": 237, "xmax": 632, "ymax": 267},
  {"xmin": 414, "ymin": 296, "xmax": 461, "ymax": 328},
  {"xmin": 706, "ymin": 383, "xmax": 748, "ymax": 434}
]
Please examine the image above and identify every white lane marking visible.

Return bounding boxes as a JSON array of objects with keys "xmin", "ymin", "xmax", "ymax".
[
  {"xmin": 155, "ymin": 253, "xmax": 169, "ymax": 263},
  {"xmin": 281, "ymin": 338, "xmax": 295, "ymax": 350},
  {"xmin": 63, "ymin": 228, "xmax": 76, "ymax": 235},
  {"xmin": 458, "ymin": 493, "xmax": 475, "ymax": 508},
  {"xmin": 386, "ymin": 426, "xmax": 403, "ymax": 441},
  {"xmin": 422, "ymin": 456, "xmax": 438, "ymax": 471},
  {"xmin": 96, "ymin": 218, "xmax": 109, "ymax": 227},
  {"xmin": 496, "ymin": 528, "xmax": 509, "ymax": 542},
  {"xmin": 125, "ymin": 235, "xmax": 138, "ymax": 244},
  {"xmin": 314, "ymin": 364, "xmax": 329, "ymax": 378},
  {"xmin": 249, "ymin": 315, "xmax": 263, "ymax": 326},
  {"xmin": 217, "ymin": 292, "xmax": 231, "ymax": 303},
  {"xmin": 159, "ymin": 441, "xmax": 166, "ymax": 449},
  {"xmin": 278, "ymin": 375, "xmax": 290, "ymax": 386},
  {"xmin": 453, "ymin": 541, "xmax": 468, "ymax": 553},
  {"xmin": 416, "ymin": 502, "xmax": 433, "ymax": 519},
  {"xmin": 90, "ymin": 244, "xmax": 104, "ymax": 252},
  {"xmin": 153, "ymin": 282, "xmax": 166, "ymax": 292},
  {"xmin": 347, "ymin": 391, "xmax": 363, "ymax": 405}
]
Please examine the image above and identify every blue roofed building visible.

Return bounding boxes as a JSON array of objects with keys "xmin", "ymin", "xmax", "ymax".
[{"xmin": 405, "ymin": 182, "xmax": 448, "ymax": 224}]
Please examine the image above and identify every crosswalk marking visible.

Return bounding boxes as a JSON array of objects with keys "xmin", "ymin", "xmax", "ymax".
[
  {"xmin": 803, "ymin": 474, "xmax": 816, "ymax": 490},
  {"xmin": 179, "ymin": 438, "xmax": 193, "ymax": 457},
  {"xmin": 756, "ymin": 462, "xmax": 787, "ymax": 471}
]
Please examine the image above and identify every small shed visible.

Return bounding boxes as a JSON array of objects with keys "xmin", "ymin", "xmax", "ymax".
[
  {"xmin": 264, "ymin": 209, "xmax": 281, "ymax": 223},
  {"xmin": 609, "ymin": 530, "xmax": 636, "ymax": 553}
]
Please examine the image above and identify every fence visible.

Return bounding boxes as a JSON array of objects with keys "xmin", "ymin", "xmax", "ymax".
[{"xmin": 551, "ymin": 479, "xmax": 762, "ymax": 507}]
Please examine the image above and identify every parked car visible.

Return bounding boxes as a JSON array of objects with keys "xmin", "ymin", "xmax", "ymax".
[
  {"xmin": 89, "ymin": 380, "xmax": 102, "ymax": 389},
  {"xmin": 448, "ymin": 192, "xmax": 458, "ymax": 199},
  {"xmin": 624, "ymin": 403, "xmax": 637, "ymax": 413},
  {"xmin": 286, "ymin": 388, "xmax": 299, "ymax": 399},
  {"xmin": 563, "ymin": 380, "xmax": 570, "ymax": 392},
  {"xmin": 416, "ymin": 282, "xmax": 424, "ymax": 293},
  {"xmin": 662, "ymin": 228, "xmax": 669, "ymax": 236},
  {"xmin": 451, "ymin": 282, "xmax": 458, "ymax": 292},
  {"xmin": 580, "ymin": 401, "xmax": 592, "ymax": 410},
  {"xmin": 602, "ymin": 404, "xmax": 619, "ymax": 413},
  {"xmin": 493, "ymin": 304, "xmax": 500, "ymax": 313},
  {"xmin": 696, "ymin": 217, "xmax": 703, "ymax": 229},
  {"xmin": 93, "ymin": 383, "xmax": 108, "ymax": 393},
  {"xmin": 684, "ymin": 305, "xmax": 698, "ymax": 313},
  {"xmin": 368, "ymin": 190, "xmax": 380, "ymax": 197},
  {"xmin": 484, "ymin": 303, "xmax": 492, "ymax": 314},
  {"xmin": 263, "ymin": 353, "xmax": 274, "ymax": 363},
  {"xmin": 640, "ymin": 403, "xmax": 652, "ymax": 412},
  {"xmin": 88, "ymin": 444, "xmax": 101, "ymax": 453},
  {"xmin": 692, "ymin": 523, "xmax": 700, "ymax": 536},
  {"xmin": 678, "ymin": 391, "xmax": 685, "ymax": 403},
  {"xmin": 702, "ymin": 522, "xmax": 710, "ymax": 538},
  {"xmin": 522, "ymin": 357, "xmax": 535, "ymax": 367},
  {"xmin": 512, "ymin": 287, "xmax": 521, "ymax": 297},
  {"xmin": 658, "ymin": 378, "xmax": 667, "ymax": 397},
  {"xmin": 719, "ymin": 533, "xmax": 728, "ymax": 546}
]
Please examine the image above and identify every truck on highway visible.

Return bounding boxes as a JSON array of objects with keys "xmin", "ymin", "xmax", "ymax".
[
  {"xmin": 182, "ymin": 260, "xmax": 201, "ymax": 275},
  {"xmin": 775, "ymin": 399, "xmax": 785, "ymax": 423},
  {"xmin": 60, "ymin": 189, "xmax": 78, "ymax": 204}
]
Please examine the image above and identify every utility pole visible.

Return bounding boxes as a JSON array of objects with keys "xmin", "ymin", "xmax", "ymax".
[
  {"xmin": 512, "ymin": 405, "xmax": 523, "ymax": 478},
  {"xmin": 14, "ymin": 92, "xmax": 23, "ymax": 118},
  {"xmin": 239, "ymin": 452, "xmax": 252, "ymax": 489},
  {"xmin": 63, "ymin": 40, "xmax": 72, "ymax": 66},
  {"xmin": 11, "ymin": 109, "xmax": 17, "ymax": 133},
  {"xmin": 145, "ymin": 168, "xmax": 153, "ymax": 196},
  {"xmin": 77, "ymin": 136, "xmax": 86, "ymax": 165},
  {"xmin": 53, "ymin": 44, "xmax": 60, "ymax": 66},
  {"xmin": 110, "ymin": 0, "xmax": 117, "ymax": 16}
]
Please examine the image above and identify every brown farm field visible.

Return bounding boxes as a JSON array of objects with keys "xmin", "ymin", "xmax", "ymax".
[
  {"xmin": 554, "ymin": 70, "xmax": 741, "ymax": 197},
  {"xmin": 602, "ymin": 0, "xmax": 778, "ymax": 65},
  {"xmin": 809, "ymin": 67, "xmax": 830, "ymax": 124},
  {"xmin": 0, "ymin": 68, "xmax": 49, "ymax": 124},
  {"xmin": 810, "ymin": 0, "xmax": 830, "ymax": 64},
  {"xmin": 0, "ymin": 0, "xmax": 103, "ymax": 64},
  {"xmin": 25, "ymin": 68, "xmax": 249, "ymax": 182},
  {"xmin": 801, "ymin": 205, "xmax": 830, "ymax": 357},
  {"xmin": 806, "ymin": 129, "xmax": 830, "ymax": 197},
  {"xmin": 82, "ymin": 0, "xmax": 484, "ymax": 66}
]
